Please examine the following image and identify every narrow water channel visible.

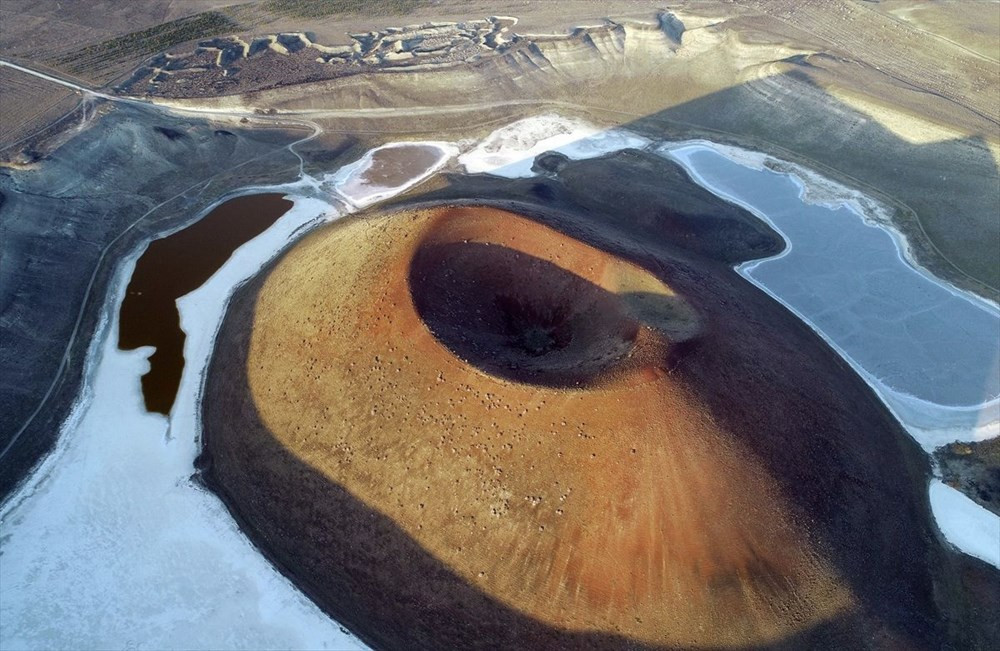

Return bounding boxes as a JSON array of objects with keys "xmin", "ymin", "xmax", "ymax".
[{"xmin": 119, "ymin": 193, "xmax": 293, "ymax": 414}]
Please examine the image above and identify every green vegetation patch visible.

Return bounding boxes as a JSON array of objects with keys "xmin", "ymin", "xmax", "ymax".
[
  {"xmin": 261, "ymin": 0, "xmax": 429, "ymax": 19},
  {"xmin": 52, "ymin": 11, "xmax": 239, "ymax": 77}
]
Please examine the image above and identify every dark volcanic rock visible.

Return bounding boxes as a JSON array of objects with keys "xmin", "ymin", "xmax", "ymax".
[{"xmin": 0, "ymin": 102, "xmax": 302, "ymax": 499}]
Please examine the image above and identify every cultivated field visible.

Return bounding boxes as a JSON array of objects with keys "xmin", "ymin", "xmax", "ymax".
[{"xmin": 0, "ymin": 67, "xmax": 79, "ymax": 154}]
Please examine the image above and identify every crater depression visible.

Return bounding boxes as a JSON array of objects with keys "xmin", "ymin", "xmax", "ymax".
[{"xmin": 408, "ymin": 214, "xmax": 699, "ymax": 388}]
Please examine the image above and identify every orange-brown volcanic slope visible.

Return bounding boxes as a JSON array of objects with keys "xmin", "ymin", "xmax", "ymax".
[
  {"xmin": 206, "ymin": 200, "xmax": 950, "ymax": 649},
  {"xmin": 246, "ymin": 206, "xmax": 850, "ymax": 646}
]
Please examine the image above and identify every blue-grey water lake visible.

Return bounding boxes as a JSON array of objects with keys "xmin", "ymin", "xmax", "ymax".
[{"xmin": 666, "ymin": 145, "xmax": 999, "ymax": 419}]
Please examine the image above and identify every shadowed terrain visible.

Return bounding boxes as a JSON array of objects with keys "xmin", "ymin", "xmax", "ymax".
[
  {"xmin": 409, "ymin": 223, "xmax": 698, "ymax": 389},
  {"xmin": 0, "ymin": 103, "xmax": 316, "ymax": 497},
  {"xmin": 4, "ymin": 9, "xmax": 999, "ymax": 503}
]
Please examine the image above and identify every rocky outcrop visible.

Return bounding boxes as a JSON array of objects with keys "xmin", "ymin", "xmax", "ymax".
[{"xmin": 116, "ymin": 13, "xmax": 691, "ymax": 97}]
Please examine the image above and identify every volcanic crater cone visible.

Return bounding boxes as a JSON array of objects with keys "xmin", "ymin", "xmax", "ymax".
[
  {"xmin": 204, "ymin": 203, "xmax": 947, "ymax": 649},
  {"xmin": 408, "ymin": 215, "xmax": 698, "ymax": 388}
]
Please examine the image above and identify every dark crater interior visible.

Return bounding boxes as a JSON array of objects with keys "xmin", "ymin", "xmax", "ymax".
[{"xmin": 409, "ymin": 241, "xmax": 645, "ymax": 387}]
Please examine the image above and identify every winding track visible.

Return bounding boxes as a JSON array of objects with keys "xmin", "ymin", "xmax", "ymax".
[
  {"xmin": 0, "ymin": 58, "xmax": 325, "ymax": 466},
  {"xmin": 0, "ymin": 57, "xmax": 641, "ymax": 473},
  {"xmin": 0, "ymin": 58, "xmax": 593, "ymax": 473}
]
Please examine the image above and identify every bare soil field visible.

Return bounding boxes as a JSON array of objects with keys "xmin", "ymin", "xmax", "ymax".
[
  {"xmin": 0, "ymin": 3, "xmax": 997, "ymax": 647},
  {"xmin": 94, "ymin": 4, "xmax": 991, "ymax": 300},
  {"xmin": 203, "ymin": 151, "xmax": 999, "ymax": 648},
  {"xmin": 0, "ymin": 67, "xmax": 79, "ymax": 154},
  {"xmin": 0, "ymin": 0, "xmax": 649, "ymax": 87},
  {"xmin": 740, "ymin": 0, "xmax": 997, "ymax": 126},
  {"xmin": 0, "ymin": 1, "xmax": 248, "ymax": 85}
]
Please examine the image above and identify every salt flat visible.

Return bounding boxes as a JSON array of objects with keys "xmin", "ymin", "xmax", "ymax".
[
  {"xmin": 0, "ymin": 196, "xmax": 365, "ymax": 651},
  {"xmin": 665, "ymin": 144, "xmax": 1000, "ymax": 447},
  {"xmin": 0, "ymin": 137, "xmax": 465, "ymax": 648}
]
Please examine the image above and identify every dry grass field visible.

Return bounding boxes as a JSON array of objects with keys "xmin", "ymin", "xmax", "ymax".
[
  {"xmin": 870, "ymin": 0, "xmax": 1000, "ymax": 61},
  {"xmin": 0, "ymin": 1, "xmax": 251, "ymax": 84}
]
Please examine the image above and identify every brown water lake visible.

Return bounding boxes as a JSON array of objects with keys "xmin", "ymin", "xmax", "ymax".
[{"xmin": 119, "ymin": 193, "xmax": 293, "ymax": 414}]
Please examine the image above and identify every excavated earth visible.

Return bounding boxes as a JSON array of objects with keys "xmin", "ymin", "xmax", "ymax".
[{"xmin": 202, "ymin": 154, "xmax": 998, "ymax": 649}]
